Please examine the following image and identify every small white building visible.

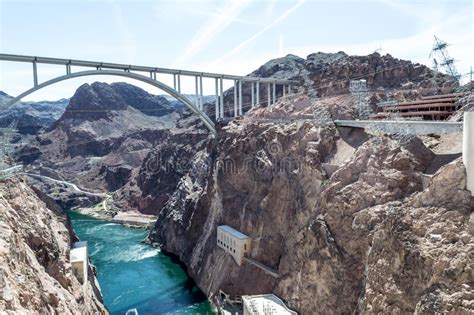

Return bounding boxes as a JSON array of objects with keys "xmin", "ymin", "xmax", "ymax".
[
  {"xmin": 217, "ymin": 225, "xmax": 251, "ymax": 266},
  {"xmin": 242, "ymin": 294, "xmax": 297, "ymax": 315},
  {"xmin": 70, "ymin": 241, "xmax": 88, "ymax": 284}
]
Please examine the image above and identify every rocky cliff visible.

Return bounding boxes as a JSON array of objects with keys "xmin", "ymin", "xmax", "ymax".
[
  {"xmin": 148, "ymin": 94, "xmax": 473, "ymax": 314},
  {"xmin": 0, "ymin": 177, "xmax": 107, "ymax": 314},
  {"xmin": 16, "ymin": 82, "xmax": 208, "ymax": 211}
]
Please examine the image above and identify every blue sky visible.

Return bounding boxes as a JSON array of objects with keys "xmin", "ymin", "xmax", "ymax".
[{"xmin": 0, "ymin": 0, "xmax": 472, "ymax": 100}]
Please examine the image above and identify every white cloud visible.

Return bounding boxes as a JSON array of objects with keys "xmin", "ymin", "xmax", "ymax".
[{"xmin": 173, "ymin": 0, "xmax": 253, "ymax": 67}]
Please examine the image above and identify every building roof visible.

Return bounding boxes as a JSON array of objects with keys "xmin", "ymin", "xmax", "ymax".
[
  {"xmin": 70, "ymin": 246, "xmax": 87, "ymax": 263},
  {"xmin": 73, "ymin": 241, "xmax": 87, "ymax": 248},
  {"xmin": 218, "ymin": 225, "xmax": 250, "ymax": 240},
  {"xmin": 242, "ymin": 294, "xmax": 297, "ymax": 315}
]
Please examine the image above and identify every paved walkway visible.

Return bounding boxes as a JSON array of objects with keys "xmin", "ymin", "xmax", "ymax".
[
  {"xmin": 243, "ymin": 257, "xmax": 279, "ymax": 278},
  {"xmin": 24, "ymin": 173, "xmax": 107, "ymax": 198}
]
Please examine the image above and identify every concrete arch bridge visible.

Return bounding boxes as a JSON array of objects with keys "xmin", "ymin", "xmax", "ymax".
[{"xmin": 0, "ymin": 53, "xmax": 298, "ymax": 136}]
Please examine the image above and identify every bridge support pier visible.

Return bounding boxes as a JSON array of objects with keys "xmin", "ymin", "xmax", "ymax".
[
  {"xmin": 234, "ymin": 81, "xmax": 238, "ymax": 117},
  {"xmin": 33, "ymin": 60, "xmax": 38, "ymax": 87},
  {"xmin": 195, "ymin": 76, "xmax": 199, "ymax": 109},
  {"xmin": 463, "ymin": 112, "xmax": 474, "ymax": 196},
  {"xmin": 220, "ymin": 77, "xmax": 224, "ymax": 118},
  {"xmin": 215, "ymin": 78, "xmax": 219, "ymax": 119},
  {"xmin": 199, "ymin": 76, "xmax": 203, "ymax": 110},
  {"xmin": 267, "ymin": 83, "xmax": 271, "ymax": 106},
  {"xmin": 256, "ymin": 81, "xmax": 260, "ymax": 106},
  {"xmin": 238, "ymin": 79, "xmax": 242, "ymax": 115},
  {"xmin": 177, "ymin": 73, "xmax": 181, "ymax": 93},
  {"xmin": 273, "ymin": 82, "xmax": 276, "ymax": 105},
  {"xmin": 251, "ymin": 82, "xmax": 255, "ymax": 108}
]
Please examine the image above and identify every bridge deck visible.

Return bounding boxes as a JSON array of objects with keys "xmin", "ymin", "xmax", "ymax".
[
  {"xmin": 0, "ymin": 53, "xmax": 297, "ymax": 84},
  {"xmin": 335, "ymin": 120, "xmax": 463, "ymax": 134}
]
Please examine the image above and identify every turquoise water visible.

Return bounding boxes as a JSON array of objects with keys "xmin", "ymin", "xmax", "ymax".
[{"xmin": 68, "ymin": 211, "xmax": 214, "ymax": 315}]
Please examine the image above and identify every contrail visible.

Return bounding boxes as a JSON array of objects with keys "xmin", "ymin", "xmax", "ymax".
[
  {"xmin": 211, "ymin": 0, "xmax": 306, "ymax": 67},
  {"xmin": 173, "ymin": 0, "xmax": 253, "ymax": 67}
]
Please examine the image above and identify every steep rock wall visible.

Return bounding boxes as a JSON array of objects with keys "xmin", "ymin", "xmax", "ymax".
[
  {"xmin": 0, "ymin": 177, "xmax": 107, "ymax": 314},
  {"xmin": 149, "ymin": 96, "xmax": 472, "ymax": 314}
]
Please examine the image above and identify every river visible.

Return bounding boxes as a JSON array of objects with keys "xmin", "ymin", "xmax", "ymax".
[{"xmin": 68, "ymin": 211, "xmax": 214, "ymax": 315}]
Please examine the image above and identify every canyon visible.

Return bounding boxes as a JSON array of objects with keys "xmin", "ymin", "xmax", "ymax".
[
  {"xmin": 149, "ymin": 95, "xmax": 472, "ymax": 313},
  {"xmin": 0, "ymin": 51, "xmax": 472, "ymax": 314}
]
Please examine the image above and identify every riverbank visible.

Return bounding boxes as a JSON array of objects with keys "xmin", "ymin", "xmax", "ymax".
[
  {"xmin": 111, "ymin": 212, "xmax": 157, "ymax": 228},
  {"xmin": 68, "ymin": 211, "xmax": 215, "ymax": 314},
  {"xmin": 73, "ymin": 197, "xmax": 158, "ymax": 228}
]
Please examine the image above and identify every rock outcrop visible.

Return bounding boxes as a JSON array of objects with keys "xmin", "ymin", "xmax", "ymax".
[
  {"xmin": 16, "ymin": 82, "xmax": 209, "ymax": 212},
  {"xmin": 148, "ymin": 94, "xmax": 472, "ymax": 314},
  {"xmin": 112, "ymin": 118, "xmax": 210, "ymax": 214},
  {"xmin": 0, "ymin": 177, "xmax": 107, "ymax": 314}
]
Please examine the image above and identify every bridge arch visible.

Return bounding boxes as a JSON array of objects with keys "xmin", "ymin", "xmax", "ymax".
[{"xmin": 6, "ymin": 69, "xmax": 217, "ymax": 135}]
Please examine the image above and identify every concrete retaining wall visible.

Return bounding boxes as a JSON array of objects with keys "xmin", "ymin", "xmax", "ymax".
[{"xmin": 463, "ymin": 112, "xmax": 474, "ymax": 196}]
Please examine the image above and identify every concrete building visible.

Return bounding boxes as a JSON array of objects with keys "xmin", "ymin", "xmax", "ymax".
[
  {"xmin": 70, "ymin": 241, "xmax": 88, "ymax": 284},
  {"xmin": 242, "ymin": 294, "xmax": 297, "ymax": 315},
  {"xmin": 217, "ymin": 225, "xmax": 251, "ymax": 266},
  {"xmin": 463, "ymin": 111, "xmax": 474, "ymax": 196}
]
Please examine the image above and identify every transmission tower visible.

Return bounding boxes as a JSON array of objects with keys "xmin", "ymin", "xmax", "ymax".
[
  {"xmin": 429, "ymin": 35, "xmax": 460, "ymax": 82},
  {"xmin": 349, "ymin": 79, "xmax": 370, "ymax": 119}
]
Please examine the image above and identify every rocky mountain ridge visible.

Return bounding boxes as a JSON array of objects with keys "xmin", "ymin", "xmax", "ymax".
[
  {"xmin": 0, "ymin": 92, "xmax": 69, "ymax": 135},
  {"xmin": 15, "ymin": 82, "xmax": 208, "ymax": 210},
  {"xmin": 0, "ymin": 85, "xmax": 210, "ymax": 136},
  {"xmin": 252, "ymin": 51, "xmax": 456, "ymax": 97},
  {"xmin": 213, "ymin": 51, "xmax": 457, "ymax": 117}
]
